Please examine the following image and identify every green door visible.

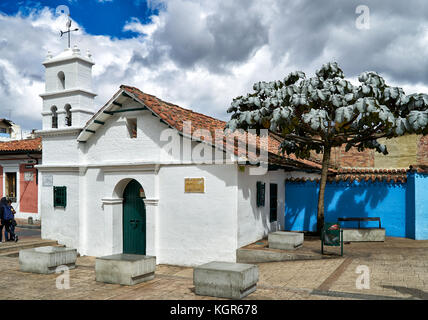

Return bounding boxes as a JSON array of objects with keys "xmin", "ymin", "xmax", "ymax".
[{"xmin": 123, "ymin": 180, "xmax": 146, "ymax": 255}]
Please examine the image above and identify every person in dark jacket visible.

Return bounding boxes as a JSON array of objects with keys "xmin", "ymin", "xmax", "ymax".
[
  {"xmin": 0, "ymin": 197, "xmax": 7, "ymax": 242},
  {"xmin": 0, "ymin": 198, "xmax": 17, "ymax": 242},
  {"xmin": 5, "ymin": 200, "xmax": 17, "ymax": 242}
]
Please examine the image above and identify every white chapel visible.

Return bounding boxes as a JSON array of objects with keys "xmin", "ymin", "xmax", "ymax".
[{"xmin": 36, "ymin": 45, "xmax": 321, "ymax": 266}]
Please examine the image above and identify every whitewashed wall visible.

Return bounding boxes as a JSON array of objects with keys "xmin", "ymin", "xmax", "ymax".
[
  {"xmin": 41, "ymin": 134, "xmax": 81, "ymax": 165},
  {"xmin": 54, "ymin": 163, "xmax": 239, "ymax": 265},
  {"xmin": 82, "ymin": 109, "xmax": 166, "ymax": 164},
  {"xmin": 42, "ymin": 95, "xmax": 95, "ymax": 129},
  {"xmin": 237, "ymin": 168, "xmax": 283, "ymax": 247},
  {"xmin": 39, "ymin": 106, "xmax": 241, "ymax": 265},
  {"xmin": 82, "ymin": 102, "xmax": 228, "ymax": 165},
  {"xmin": 75, "ymin": 60, "xmax": 94, "ymax": 91},
  {"xmin": 157, "ymin": 164, "xmax": 238, "ymax": 266},
  {"xmin": 42, "ymin": 50, "xmax": 95, "ymax": 130},
  {"xmin": 40, "ymin": 169, "xmax": 80, "ymax": 249},
  {"xmin": 82, "ymin": 167, "xmax": 159, "ymax": 257},
  {"xmin": 237, "ymin": 168, "xmax": 321, "ymax": 248},
  {"xmin": 44, "ymin": 57, "xmax": 93, "ymax": 94},
  {"xmin": 39, "ymin": 88, "xmax": 325, "ymax": 266}
]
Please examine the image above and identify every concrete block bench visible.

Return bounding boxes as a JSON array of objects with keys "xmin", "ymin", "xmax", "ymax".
[
  {"xmin": 19, "ymin": 246, "xmax": 77, "ymax": 274},
  {"xmin": 95, "ymin": 254, "xmax": 156, "ymax": 286},
  {"xmin": 193, "ymin": 261, "xmax": 258, "ymax": 299},
  {"xmin": 342, "ymin": 228, "xmax": 386, "ymax": 242},
  {"xmin": 268, "ymin": 231, "xmax": 304, "ymax": 250}
]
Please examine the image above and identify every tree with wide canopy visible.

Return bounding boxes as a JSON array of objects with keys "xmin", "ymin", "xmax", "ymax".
[{"xmin": 226, "ymin": 62, "xmax": 428, "ymax": 233}]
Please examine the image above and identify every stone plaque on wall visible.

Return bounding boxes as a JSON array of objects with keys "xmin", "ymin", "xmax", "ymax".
[
  {"xmin": 43, "ymin": 174, "xmax": 53, "ymax": 187},
  {"xmin": 185, "ymin": 178, "xmax": 205, "ymax": 193}
]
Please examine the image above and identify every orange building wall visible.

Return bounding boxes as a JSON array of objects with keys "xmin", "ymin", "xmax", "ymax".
[{"xmin": 19, "ymin": 164, "xmax": 38, "ymax": 213}]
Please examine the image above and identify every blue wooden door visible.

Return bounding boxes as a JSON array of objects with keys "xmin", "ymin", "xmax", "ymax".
[{"xmin": 123, "ymin": 180, "xmax": 146, "ymax": 255}]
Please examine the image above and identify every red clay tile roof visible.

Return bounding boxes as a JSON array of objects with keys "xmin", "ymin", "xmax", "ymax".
[
  {"xmin": 77, "ymin": 85, "xmax": 421, "ymax": 178},
  {"xmin": 409, "ymin": 165, "xmax": 428, "ymax": 174},
  {"xmin": 120, "ymin": 85, "xmax": 324, "ymax": 171},
  {"xmin": 334, "ymin": 168, "xmax": 407, "ymax": 183},
  {"xmin": 337, "ymin": 168, "xmax": 408, "ymax": 175},
  {"xmin": 286, "ymin": 168, "xmax": 408, "ymax": 183},
  {"xmin": 0, "ymin": 138, "xmax": 42, "ymax": 153}
]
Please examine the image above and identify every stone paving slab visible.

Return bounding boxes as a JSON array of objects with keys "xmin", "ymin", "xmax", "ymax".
[
  {"xmin": 0, "ymin": 237, "xmax": 426, "ymax": 300},
  {"xmin": 238, "ymin": 237, "xmax": 344, "ymax": 263},
  {"xmin": 328, "ymin": 254, "xmax": 428, "ymax": 299}
]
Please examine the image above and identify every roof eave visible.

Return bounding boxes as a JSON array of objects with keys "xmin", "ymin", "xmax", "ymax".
[
  {"xmin": 0, "ymin": 150, "xmax": 42, "ymax": 155},
  {"xmin": 77, "ymin": 89, "xmax": 128, "ymax": 142}
]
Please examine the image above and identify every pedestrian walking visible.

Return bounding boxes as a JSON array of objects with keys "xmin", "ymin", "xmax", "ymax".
[
  {"xmin": 0, "ymin": 198, "xmax": 5, "ymax": 243},
  {"xmin": 0, "ymin": 197, "xmax": 18, "ymax": 242},
  {"xmin": 5, "ymin": 200, "xmax": 18, "ymax": 242}
]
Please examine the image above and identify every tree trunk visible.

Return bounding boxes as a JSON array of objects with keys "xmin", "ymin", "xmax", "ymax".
[{"xmin": 317, "ymin": 145, "xmax": 331, "ymax": 235}]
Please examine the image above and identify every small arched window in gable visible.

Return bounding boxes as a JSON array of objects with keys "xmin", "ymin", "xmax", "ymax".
[
  {"xmin": 65, "ymin": 104, "xmax": 72, "ymax": 127},
  {"xmin": 51, "ymin": 106, "xmax": 58, "ymax": 129},
  {"xmin": 57, "ymin": 71, "xmax": 65, "ymax": 90}
]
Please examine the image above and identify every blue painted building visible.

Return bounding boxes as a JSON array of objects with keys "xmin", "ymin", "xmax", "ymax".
[{"xmin": 284, "ymin": 168, "xmax": 428, "ymax": 240}]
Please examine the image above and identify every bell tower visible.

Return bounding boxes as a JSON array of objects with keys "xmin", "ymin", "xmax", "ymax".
[
  {"xmin": 40, "ymin": 15, "xmax": 96, "ymax": 131},
  {"xmin": 40, "ymin": 45, "xmax": 96, "ymax": 130}
]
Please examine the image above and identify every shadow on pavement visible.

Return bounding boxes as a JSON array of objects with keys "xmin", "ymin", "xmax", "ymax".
[{"xmin": 382, "ymin": 285, "xmax": 428, "ymax": 300}]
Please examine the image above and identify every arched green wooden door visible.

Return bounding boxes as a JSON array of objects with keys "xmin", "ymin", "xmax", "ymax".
[{"xmin": 123, "ymin": 180, "xmax": 146, "ymax": 255}]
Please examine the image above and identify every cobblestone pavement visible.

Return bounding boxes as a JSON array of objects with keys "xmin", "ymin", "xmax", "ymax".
[{"xmin": 0, "ymin": 237, "xmax": 427, "ymax": 300}]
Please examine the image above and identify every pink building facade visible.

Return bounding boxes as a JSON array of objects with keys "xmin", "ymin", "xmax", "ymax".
[{"xmin": 0, "ymin": 138, "xmax": 42, "ymax": 219}]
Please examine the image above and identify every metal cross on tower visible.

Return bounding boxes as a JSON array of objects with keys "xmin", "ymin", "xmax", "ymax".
[{"xmin": 60, "ymin": 15, "xmax": 79, "ymax": 48}]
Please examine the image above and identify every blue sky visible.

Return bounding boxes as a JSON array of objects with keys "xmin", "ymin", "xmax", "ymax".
[{"xmin": 0, "ymin": 0, "xmax": 158, "ymax": 39}]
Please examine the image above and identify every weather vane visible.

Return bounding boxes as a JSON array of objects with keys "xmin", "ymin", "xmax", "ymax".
[{"xmin": 60, "ymin": 14, "xmax": 79, "ymax": 49}]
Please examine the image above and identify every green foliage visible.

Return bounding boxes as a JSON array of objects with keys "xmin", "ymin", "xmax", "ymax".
[{"xmin": 226, "ymin": 62, "xmax": 428, "ymax": 159}]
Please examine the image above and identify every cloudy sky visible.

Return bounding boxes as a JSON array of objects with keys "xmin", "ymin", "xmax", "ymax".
[{"xmin": 0, "ymin": 0, "xmax": 427, "ymax": 131}]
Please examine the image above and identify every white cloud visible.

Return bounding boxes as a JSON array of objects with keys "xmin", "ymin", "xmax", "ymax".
[
  {"xmin": 0, "ymin": 1, "xmax": 427, "ymax": 131},
  {"xmin": 123, "ymin": 15, "xmax": 162, "ymax": 37},
  {"xmin": 0, "ymin": 3, "xmax": 278, "ymax": 130}
]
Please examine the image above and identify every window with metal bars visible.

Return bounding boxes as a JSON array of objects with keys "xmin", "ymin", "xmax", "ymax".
[
  {"xmin": 256, "ymin": 181, "xmax": 265, "ymax": 207},
  {"xmin": 54, "ymin": 186, "xmax": 67, "ymax": 208}
]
